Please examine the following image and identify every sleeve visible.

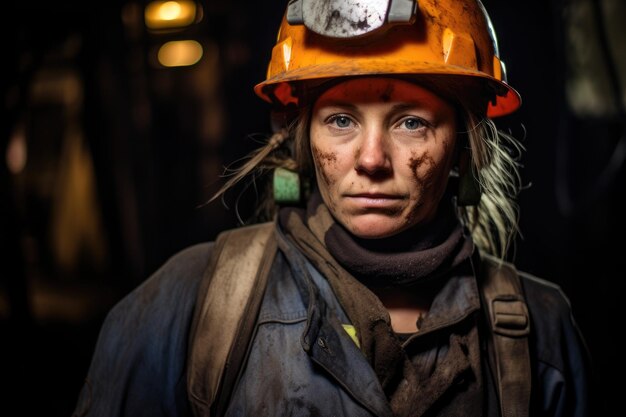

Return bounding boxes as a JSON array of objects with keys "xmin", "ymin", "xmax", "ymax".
[
  {"xmin": 521, "ymin": 273, "xmax": 595, "ymax": 417},
  {"xmin": 72, "ymin": 243, "xmax": 213, "ymax": 417}
]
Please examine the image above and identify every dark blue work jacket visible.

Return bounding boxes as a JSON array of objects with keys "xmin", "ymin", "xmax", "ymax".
[{"xmin": 72, "ymin": 237, "xmax": 592, "ymax": 417}]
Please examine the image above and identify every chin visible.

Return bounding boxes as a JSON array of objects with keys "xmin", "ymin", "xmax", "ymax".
[{"xmin": 344, "ymin": 217, "xmax": 409, "ymax": 240}]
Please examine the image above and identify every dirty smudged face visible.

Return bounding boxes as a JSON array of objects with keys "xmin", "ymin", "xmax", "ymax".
[{"xmin": 310, "ymin": 77, "xmax": 458, "ymax": 239}]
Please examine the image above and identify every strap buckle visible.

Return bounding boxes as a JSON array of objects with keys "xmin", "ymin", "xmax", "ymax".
[{"xmin": 491, "ymin": 295, "xmax": 530, "ymax": 337}]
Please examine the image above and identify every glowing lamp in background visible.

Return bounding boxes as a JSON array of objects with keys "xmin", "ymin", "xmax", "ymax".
[
  {"xmin": 145, "ymin": 1, "xmax": 197, "ymax": 29},
  {"xmin": 157, "ymin": 40, "xmax": 203, "ymax": 67}
]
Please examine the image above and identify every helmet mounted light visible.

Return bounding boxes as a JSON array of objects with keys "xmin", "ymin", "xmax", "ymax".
[{"xmin": 286, "ymin": 0, "xmax": 417, "ymax": 38}]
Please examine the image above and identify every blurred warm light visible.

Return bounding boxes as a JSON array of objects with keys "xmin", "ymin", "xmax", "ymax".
[
  {"xmin": 145, "ymin": 1, "xmax": 197, "ymax": 29},
  {"xmin": 6, "ymin": 126, "xmax": 27, "ymax": 174},
  {"xmin": 158, "ymin": 40, "xmax": 203, "ymax": 67}
]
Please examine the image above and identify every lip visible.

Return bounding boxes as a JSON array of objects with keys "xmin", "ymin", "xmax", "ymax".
[{"xmin": 344, "ymin": 193, "xmax": 405, "ymax": 208}]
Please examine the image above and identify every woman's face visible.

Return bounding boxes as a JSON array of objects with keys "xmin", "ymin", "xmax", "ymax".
[{"xmin": 310, "ymin": 77, "xmax": 458, "ymax": 239}]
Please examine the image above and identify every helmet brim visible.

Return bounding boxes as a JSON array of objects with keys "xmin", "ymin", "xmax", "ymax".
[{"xmin": 254, "ymin": 60, "xmax": 521, "ymax": 118}]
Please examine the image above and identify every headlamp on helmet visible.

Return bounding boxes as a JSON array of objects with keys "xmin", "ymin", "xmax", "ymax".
[{"xmin": 286, "ymin": 0, "xmax": 417, "ymax": 38}]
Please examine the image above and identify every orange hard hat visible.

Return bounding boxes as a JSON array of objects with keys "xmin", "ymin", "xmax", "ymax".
[{"xmin": 254, "ymin": 0, "xmax": 521, "ymax": 118}]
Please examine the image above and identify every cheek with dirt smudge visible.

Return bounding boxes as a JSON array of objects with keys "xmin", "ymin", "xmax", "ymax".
[
  {"xmin": 311, "ymin": 145, "xmax": 338, "ymax": 187},
  {"xmin": 409, "ymin": 152, "xmax": 437, "ymax": 190},
  {"xmin": 405, "ymin": 151, "xmax": 439, "ymax": 226}
]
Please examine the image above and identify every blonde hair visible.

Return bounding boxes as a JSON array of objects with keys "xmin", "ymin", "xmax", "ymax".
[
  {"xmin": 459, "ymin": 113, "xmax": 524, "ymax": 259},
  {"xmin": 211, "ymin": 78, "xmax": 524, "ymax": 260}
]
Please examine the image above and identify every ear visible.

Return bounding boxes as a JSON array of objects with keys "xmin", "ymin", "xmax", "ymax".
[{"xmin": 457, "ymin": 148, "xmax": 482, "ymax": 206}]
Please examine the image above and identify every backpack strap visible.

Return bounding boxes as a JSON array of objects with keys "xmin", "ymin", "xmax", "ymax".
[
  {"xmin": 187, "ymin": 222, "xmax": 277, "ymax": 417},
  {"xmin": 480, "ymin": 254, "xmax": 531, "ymax": 417}
]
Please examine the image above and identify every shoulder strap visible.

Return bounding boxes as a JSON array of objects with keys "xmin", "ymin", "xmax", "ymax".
[
  {"xmin": 187, "ymin": 222, "xmax": 277, "ymax": 417},
  {"xmin": 479, "ymin": 254, "xmax": 531, "ymax": 417}
]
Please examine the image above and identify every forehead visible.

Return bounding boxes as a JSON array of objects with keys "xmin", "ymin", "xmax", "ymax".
[{"xmin": 314, "ymin": 77, "xmax": 450, "ymax": 108}]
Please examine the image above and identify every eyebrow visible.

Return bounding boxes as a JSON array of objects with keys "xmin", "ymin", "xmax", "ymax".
[
  {"xmin": 389, "ymin": 103, "xmax": 424, "ymax": 113},
  {"xmin": 315, "ymin": 99, "xmax": 359, "ymax": 111}
]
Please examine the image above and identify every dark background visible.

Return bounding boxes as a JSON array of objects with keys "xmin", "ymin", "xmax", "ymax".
[{"xmin": 1, "ymin": 0, "xmax": 623, "ymax": 415}]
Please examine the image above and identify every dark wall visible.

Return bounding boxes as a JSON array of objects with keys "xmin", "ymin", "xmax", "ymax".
[{"xmin": 486, "ymin": 1, "xmax": 624, "ymax": 413}]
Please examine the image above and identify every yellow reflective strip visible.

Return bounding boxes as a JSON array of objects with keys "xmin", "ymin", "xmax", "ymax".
[{"xmin": 342, "ymin": 324, "xmax": 360, "ymax": 348}]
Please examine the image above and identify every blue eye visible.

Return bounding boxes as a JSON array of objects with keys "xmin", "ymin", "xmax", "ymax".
[
  {"xmin": 332, "ymin": 116, "xmax": 352, "ymax": 128},
  {"xmin": 403, "ymin": 117, "xmax": 425, "ymax": 130}
]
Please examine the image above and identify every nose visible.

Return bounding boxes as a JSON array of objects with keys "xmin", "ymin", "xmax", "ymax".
[{"xmin": 354, "ymin": 128, "xmax": 392, "ymax": 176}]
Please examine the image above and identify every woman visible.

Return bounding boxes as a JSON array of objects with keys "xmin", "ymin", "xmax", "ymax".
[{"xmin": 73, "ymin": 1, "xmax": 592, "ymax": 416}]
